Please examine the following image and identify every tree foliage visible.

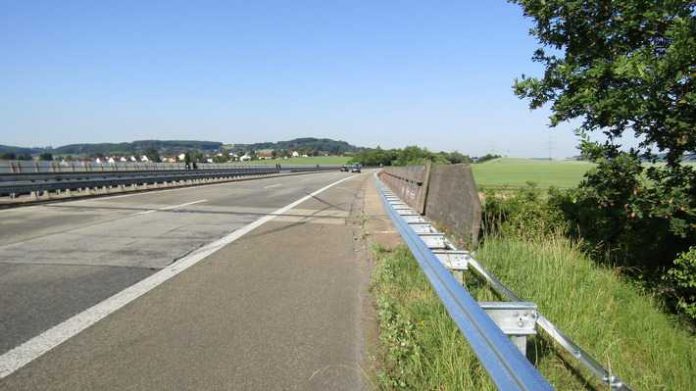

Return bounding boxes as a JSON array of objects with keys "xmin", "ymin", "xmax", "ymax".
[
  {"xmin": 144, "ymin": 148, "xmax": 161, "ymax": 163},
  {"xmin": 475, "ymin": 153, "xmax": 502, "ymax": 163},
  {"xmin": 349, "ymin": 146, "xmax": 472, "ymax": 166},
  {"xmin": 511, "ymin": 0, "xmax": 696, "ymax": 165},
  {"xmin": 511, "ymin": 0, "xmax": 696, "ymax": 319}
]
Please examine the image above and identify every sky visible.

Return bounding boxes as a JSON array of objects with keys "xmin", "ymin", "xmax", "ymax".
[{"xmin": 1, "ymin": 0, "xmax": 583, "ymax": 158}]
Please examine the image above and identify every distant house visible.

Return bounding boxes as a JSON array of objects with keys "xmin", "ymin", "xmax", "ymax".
[
  {"xmin": 228, "ymin": 152, "xmax": 239, "ymax": 161},
  {"xmin": 291, "ymin": 151, "xmax": 300, "ymax": 158},
  {"xmin": 206, "ymin": 158, "xmax": 213, "ymax": 163},
  {"xmin": 240, "ymin": 153, "xmax": 251, "ymax": 162},
  {"xmin": 107, "ymin": 157, "xmax": 116, "ymax": 164},
  {"xmin": 140, "ymin": 155, "xmax": 149, "ymax": 162},
  {"xmin": 130, "ymin": 156, "xmax": 137, "ymax": 162},
  {"xmin": 120, "ymin": 157, "xmax": 127, "ymax": 162},
  {"xmin": 257, "ymin": 149, "xmax": 274, "ymax": 160},
  {"xmin": 178, "ymin": 153, "xmax": 186, "ymax": 161}
]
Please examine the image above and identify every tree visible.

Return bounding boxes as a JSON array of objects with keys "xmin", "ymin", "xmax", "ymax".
[
  {"xmin": 475, "ymin": 154, "xmax": 501, "ymax": 163},
  {"xmin": 39, "ymin": 152, "xmax": 53, "ymax": 161},
  {"xmin": 511, "ymin": 0, "xmax": 696, "ymax": 166},
  {"xmin": 145, "ymin": 148, "xmax": 161, "ymax": 163},
  {"xmin": 443, "ymin": 151, "xmax": 472, "ymax": 164},
  {"xmin": 511, "ymin": 0, "xmax": 696, "ymax": 317},
  {"xmin": 212, "ymin": 155, "xmax": 228, "ymax": 163}
]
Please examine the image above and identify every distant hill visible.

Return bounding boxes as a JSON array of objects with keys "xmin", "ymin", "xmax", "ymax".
[
  {"xmin": 53, "ymin": 140, "xmax": 223, "ymax": 155},
  {"xmin": 229, "ymin": 138, "xmax": 362, "ymax": 155},
  {"xmin": 1, "ymin": 138, "xmax": 361, "ymax": 158},
  {"xmin": 0, "ymin": 144, "xmax": 43, "ymax": 155}
]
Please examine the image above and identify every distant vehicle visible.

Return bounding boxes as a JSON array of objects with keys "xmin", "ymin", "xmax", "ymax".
[
  {"xmin": 350, "ymin": 164, "xmax": 362, "ymax": 173},
  {"xmin": 340, "ymin": 165, "xmax": 349, "ymax": 172}
]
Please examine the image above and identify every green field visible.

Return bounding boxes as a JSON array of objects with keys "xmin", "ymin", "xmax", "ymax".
[
  {"xmin": 246, "ymin": 156, "xmax": 350, "ymax": 166},
  {"xmin": 472, "ymin": 158, "xmax": 593, "ymax": 189}
]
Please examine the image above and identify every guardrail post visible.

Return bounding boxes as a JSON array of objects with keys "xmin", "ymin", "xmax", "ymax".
[{"xmin": 478, "ymin": 302, "xmax": 538, "ymax": 357}]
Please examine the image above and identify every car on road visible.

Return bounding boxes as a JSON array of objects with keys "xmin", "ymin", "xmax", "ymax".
[
  {"xmin": 340, "ymin": 165, "xmax": 349, "ymax": 172},
  {"xmin": 350, "ymin": 164, "xmax": 362, "ymax": 173}
]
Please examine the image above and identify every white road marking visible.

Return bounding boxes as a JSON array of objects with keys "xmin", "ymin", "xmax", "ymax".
[
  {"xmin": 0, "ymin": 199, "xmax": 209, "ymax": 250},
  {"xmin": 0, "ymin": 174, "xmax": 356, "ymax": 379},
  {"xmin": 134, "ymin": 199, "xmax": 207, "ymax": 216},
  {"xmin": 263, "ymin": 183, "xmax": 281, "ymax": 189}
]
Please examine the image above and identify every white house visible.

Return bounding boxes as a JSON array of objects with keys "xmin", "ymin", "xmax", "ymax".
[
  {"xmin": 120, "ymin": 157, "xmax": 127, "ymax": 162},
  {"xmin": 291, "ymin": 151, "xmax": 300, "ymax": 158},
  {"xmin": 140, "ymin": 155, "xmax": 149, "ymax": 162},
  {"xmin": 107, "ymin": 157, "xmax": 116, "ymax": 164},
  {"xmin": 240, "ymin": 153, "xmax": 252, "ymax": 162},
  {"xmin": 178, "ymin": 153, "xmax": 186, "ymax": 161},
  {"xmin": 130, "ymin": 156, "xmax": 137, "ymax": 162}
]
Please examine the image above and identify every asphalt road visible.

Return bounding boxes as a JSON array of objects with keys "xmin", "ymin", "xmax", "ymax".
[{"xmin": 0, "ymin": 170, "xmax": 375, "ymax": 390}]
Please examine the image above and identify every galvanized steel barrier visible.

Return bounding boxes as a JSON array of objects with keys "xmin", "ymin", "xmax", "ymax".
[
  {"xmin": 375, "ymin": 171, "xmax": 630, "ymax": 390},
  {"xmin": 0, "ymin": 161, "xmax": 341, "ymax": 198}
]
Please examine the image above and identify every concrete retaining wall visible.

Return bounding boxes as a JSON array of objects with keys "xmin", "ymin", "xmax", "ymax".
[
  {"xmin": 424, "ymin": 164, "xmax": 481, "ymax": 246},
  {"xmin": 382, "ymin": 163, "xmax": 481, "ymax": 246}
]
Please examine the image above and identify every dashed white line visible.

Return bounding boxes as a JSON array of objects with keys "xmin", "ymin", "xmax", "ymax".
[
  {"xmin": 0, "ymin": 174, "xmax": 356, "ymax": 379},
  {"xmin": 135, "ymin": 199, "xmax": 207, "ymax": 216}
]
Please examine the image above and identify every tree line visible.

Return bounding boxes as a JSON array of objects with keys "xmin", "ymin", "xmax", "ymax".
[{"xmin": 349, "ymin": 146, "xmax": 500, "ymax": 166}]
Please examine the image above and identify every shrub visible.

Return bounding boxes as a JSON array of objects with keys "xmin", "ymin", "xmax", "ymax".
[
  {"xmin": 666, "ymin": 247, "xmax": 696, "ymax": 321},
  {"xmin": 548, "ymin": 154, "xmax": 696, "ymax": 275},
  {"xmin": 482, "ymin": 183, "xmax": 565, "ymax": 240}
]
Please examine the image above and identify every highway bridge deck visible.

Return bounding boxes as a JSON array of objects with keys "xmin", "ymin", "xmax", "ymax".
[{"xmin": 0, "ymin": 170, "xmax": 375, "ymax": 390}]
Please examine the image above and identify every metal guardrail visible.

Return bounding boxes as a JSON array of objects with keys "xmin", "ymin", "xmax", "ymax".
[
  {"xmin": 0, "ymin": 160, "xmax": 342, "ymax": 174},
  {"xmin": 0, "ymin": 160, "xmax": 261, "ymax": 173},
  {"xmin": 376, "ymin": 172, "xmax": 631, "ymax": 390},
  {"xmin": 376, "ymin": 176, "xmax": 552, "ymax": 391},
  {"xmin": 0, "ymin": 164, "xmax": 342, "ymax": 197}
]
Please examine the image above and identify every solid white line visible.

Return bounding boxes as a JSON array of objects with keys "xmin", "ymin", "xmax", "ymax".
[
  {"xmin": 134, "ymin": 199, "xmax": 207, "ymax": 216},
  {"xmin": 263, "ymin": 183, "xmax": 281, "ymax": 189},
  {"xmin": 0, "ymin": 174, "xmax": 356, "ymax": 379}
]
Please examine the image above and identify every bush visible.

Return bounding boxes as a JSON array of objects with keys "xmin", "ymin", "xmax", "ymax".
[
  {"xmin": 482, "ymin": 183, "xmax": 565, "ymax": 240},
  {"xmin": 548, "ymin": 154, "xmax": 696, "ymax": 275},
  {"xmin": 483, "ymin": 177, "xmax": 696, "ymax": 324},
  {"xmin": 666, "ymin": 247, "xmax": 696, "ymax": 321}
]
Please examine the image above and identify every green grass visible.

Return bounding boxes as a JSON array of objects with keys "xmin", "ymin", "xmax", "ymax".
[
  {"xmin": 472, "ymin": 158, "xmax": 594, "ymax": 189},
  {"xmin": 472, "ymin": 158, "xmax": 696, "ymax": 189},
  {"xmin": 244, "ymin": 156, "xmax": 350, "ymax": 165},
  {"xmin": 372, "ymin": 239, "xmax": 696, "ymax": 390},
  {"xmin": 371, "ymin": 245, "xmax": 495, "ymax": 390}
]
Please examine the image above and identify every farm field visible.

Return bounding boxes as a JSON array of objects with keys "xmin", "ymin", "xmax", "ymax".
[
  {"xmin": 472, "ymin": 158, "xmax": 594, "ymax": 189},
  {"xmin": 246, "ymin": 156, "xmax": 350, "ymax": 166}
]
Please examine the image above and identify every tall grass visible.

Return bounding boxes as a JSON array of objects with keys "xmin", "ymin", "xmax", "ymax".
[
  {"xmin": 371, "ymin": 238, "xmax": 696, "ymax": 390},
  {"xmin": 476, "ymin": 236, "xmax": 696, "ymax": 390},
  {"xmin": 371, "ymin": 245, "xmax": 495, "ymax": 390}
]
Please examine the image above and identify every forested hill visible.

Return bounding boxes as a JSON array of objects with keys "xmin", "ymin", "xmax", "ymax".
[
  {"xmin": 0, "ymin": 145, "xmax": 43, "ymax": 155},
  {"xmin": 228, "ymin": 138, "xmax": 361, "ymax": 154},
  {"xmin": 1, "ymin": 138, "xmax": 362, "ymax": 157},
  {"xmin": 52, "ymin": 140, "xmax": 223, "ymax": 155}
]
